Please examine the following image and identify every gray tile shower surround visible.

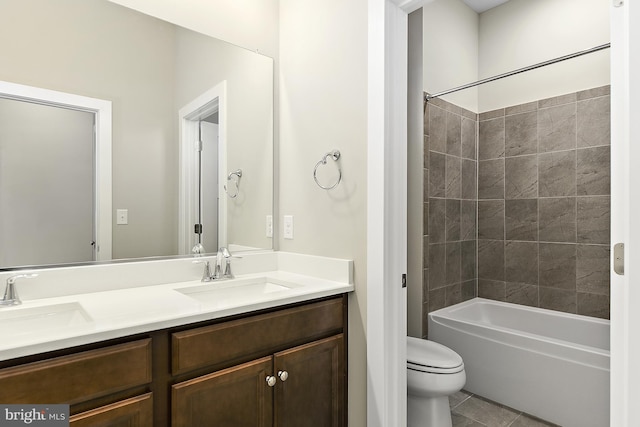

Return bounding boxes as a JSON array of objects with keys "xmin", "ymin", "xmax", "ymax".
[
  {"xmin": 423, "ymin": 97, "xmax": 478, "ymax": 335},
  {"xmin": 422, "ymin": 85, "xmax": 611, "ymax": 336}
]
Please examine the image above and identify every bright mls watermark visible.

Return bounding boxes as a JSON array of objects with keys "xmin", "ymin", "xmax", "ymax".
[{"xmin": 0, "ymin": 405, "xmax": 69, "ymax": 426}]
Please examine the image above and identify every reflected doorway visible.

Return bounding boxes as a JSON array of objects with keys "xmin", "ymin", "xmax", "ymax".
[
  {"xmin": 0, "ymin": 80, "xmax": 112, "ymax": 270},
  {"xmin": 178, "ymin": 81, "xmax": 227, "ymax": 256},
  {"xmin": 0, "ymin": 98, "xmax": 94, "ymax": 266},
  {"xmin": 197, "ymin": 116, "xmax": 219, "ymax": 254}
]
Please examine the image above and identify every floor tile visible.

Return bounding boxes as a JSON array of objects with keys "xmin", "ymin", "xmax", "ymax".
[
  {"xmin": 453, "ymin": 412, "xmax": 486, "ymax": 427},
  {"xmin": 449, "ymin": 389, "xmax": 473, "ymax": 409},
  {"xmin": 509, "ymin": 413, "xmax": 559, "ymax": 427},
  {"xmin": 453, "ymin": 395, "xmax": 520, "ymax": 427}
]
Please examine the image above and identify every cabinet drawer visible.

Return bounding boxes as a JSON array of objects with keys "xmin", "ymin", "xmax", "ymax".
[
  {"xmin": 172, "ymin": 298, "xmax": 343, "ymax": 375},
  {"xmin": 70, "ymin": 393, "xmax": 153, "ymax": 427},
  {"xmin": 0, "ymin": 339, "xmax": 152, "ymax": 405}
]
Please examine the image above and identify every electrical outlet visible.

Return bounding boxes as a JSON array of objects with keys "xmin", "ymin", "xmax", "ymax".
[
  {"xmin": 266, "ymin": 215, "xmax": 273, "ymax": 238},
  {"xmin": 284, "ymin": 215, "xmax": 294, "ymax": 239}
]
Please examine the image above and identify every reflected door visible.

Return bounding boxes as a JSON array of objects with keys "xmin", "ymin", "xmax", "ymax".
[
  {"xmin": 0, "ymin": 98, "xmax": 95, "ymax": 267},
  {"xmin": 200, "ymin": 120, "xmax": 219, "ymax": 252}
]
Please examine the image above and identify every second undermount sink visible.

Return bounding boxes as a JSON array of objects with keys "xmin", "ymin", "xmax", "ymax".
[
  {"xmin": 174, "ymin": 277, "xmax": 300, "ymax": 307},
  {"xmin": 0, "ymin": 302, "xmax": 93, "ymax": 337}
]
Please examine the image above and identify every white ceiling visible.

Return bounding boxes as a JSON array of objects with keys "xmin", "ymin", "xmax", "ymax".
[{"xmin": 462, "ymin": 0, "xmax": 511, "ymax": 13}]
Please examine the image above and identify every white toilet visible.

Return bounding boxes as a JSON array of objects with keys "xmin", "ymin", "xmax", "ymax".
[{"xmin": 407, "ymin": 336, "xmax": 466, "ymax": 427}]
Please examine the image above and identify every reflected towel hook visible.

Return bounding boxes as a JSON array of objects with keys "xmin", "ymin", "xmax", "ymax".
[
  {"xmin": 224, "ymin": 169, "xmax": 242, "ymax": 198},
  {"xmin": 313, "ymin": 150, "xmax": 341, "ymax": 190}
]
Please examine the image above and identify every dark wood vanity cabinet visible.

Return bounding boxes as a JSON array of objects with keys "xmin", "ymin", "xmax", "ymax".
[
  {"xmin": 172, "ymin": 334, "xmax": 344, "ymax": 427},
  {"xmin": 171, "ymin": 297, "xmax": 346, "ymax": 427},
  {"xmin": 0, "ymin": 295, "xmax": 347, "ymax": 427}
]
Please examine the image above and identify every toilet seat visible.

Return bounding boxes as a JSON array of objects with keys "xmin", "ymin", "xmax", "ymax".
[
  {"xmin": 407, "ymin": 337, "xmax": 464, "ymax": 374},
  {"xmin": 407, "ymin": 361, "xmax": 464, "ymax": 374}
]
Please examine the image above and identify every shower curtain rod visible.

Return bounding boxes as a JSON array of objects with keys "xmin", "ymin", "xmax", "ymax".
[{"xmin": 425, "ymin": 43, "xmax": 611, "ymax": 101}]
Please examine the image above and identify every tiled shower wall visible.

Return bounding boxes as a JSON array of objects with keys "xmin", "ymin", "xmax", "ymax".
[
  {"xmin": 476, "ymin": 86, "xmax": 611, "ymax": 319},
  {"xmin": 422, "ymin": 97, "xmax": 478, "ymax": 337},
  {"xmin": 422, "ymin": 85, "xmax": 611, "ymax": 337}
]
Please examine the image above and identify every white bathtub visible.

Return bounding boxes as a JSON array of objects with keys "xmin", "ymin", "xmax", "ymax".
[{"xmin": 428, "ymin": 298, "xmax": 610, "ymax": 427}]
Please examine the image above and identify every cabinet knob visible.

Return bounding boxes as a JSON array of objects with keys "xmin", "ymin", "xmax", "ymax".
[
  {"xmin": 278, "ymin": 370, "xmax": 289, "ymax": 382},
  {"xmin": 266, "ymin": 375, "xmax": 277, "ymax": 387}
]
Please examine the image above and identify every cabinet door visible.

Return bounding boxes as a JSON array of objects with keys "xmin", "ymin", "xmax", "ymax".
[
  {"xmin": 274, "ymin": 334, "xmax": 345, "ymax": 427},
  {"xmin": 172, "ymin": 356, "xmax": 273, "ymax": 427},
  {"xmin": 69, "ymin": 393, "xmax": 153, "ymax": 427}
]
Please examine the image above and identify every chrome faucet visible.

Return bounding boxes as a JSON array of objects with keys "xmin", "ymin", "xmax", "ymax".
[
  {"xmin": 219, "ymin": 247, "xmax": 234, "ymax": 279},
  {"xmin": 193, "ymin": 248, "xmax": 237, "ymax": 282},
  {"xmin": 1, "ymin": 273, "xmax": 38, "ymax": 306}
]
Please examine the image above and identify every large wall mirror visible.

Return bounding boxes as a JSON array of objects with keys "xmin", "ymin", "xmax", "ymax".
[{"xmin": 0, "ymin": 0, "xmax": 274, "ymax": 270}]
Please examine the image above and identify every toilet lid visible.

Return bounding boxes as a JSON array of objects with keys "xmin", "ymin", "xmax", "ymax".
[{"xmin": 407, "ymin": 337, "xmax": 463, "ymax": 370}]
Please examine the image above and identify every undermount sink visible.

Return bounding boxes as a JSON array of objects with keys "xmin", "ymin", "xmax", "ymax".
[
  {"xmin": 0, "ymin": 302, "xmax": 93, "ymax": 336},
  {"xmin": 175, "ymin": 277, "xmax": 300, "ymax": 307}
]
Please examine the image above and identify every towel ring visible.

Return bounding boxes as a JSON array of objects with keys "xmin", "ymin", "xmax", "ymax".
[
  {"xmin": 224, "ymin": 169, "xmax": 242, "ymax": 198},
  {"xmin": 313, "ymin": 150, "xmax": 341, "ymax": 190}
]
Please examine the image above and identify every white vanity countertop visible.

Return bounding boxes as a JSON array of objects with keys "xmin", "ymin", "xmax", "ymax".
[{"xmin": 0, "ymin": 252, "xmax": 354, "ymax": 361}]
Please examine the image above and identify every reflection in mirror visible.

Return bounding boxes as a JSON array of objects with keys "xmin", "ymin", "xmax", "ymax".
[{"xmin": 0, "ymin": 0, "xmax": 274, "ymax": 270}]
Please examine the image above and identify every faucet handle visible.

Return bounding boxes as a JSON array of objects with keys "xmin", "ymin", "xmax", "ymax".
[
  {"xmin": 218, "ymin": 247, "xmax": 242, "ymax": 279},
  {"xmin": 192, "ymin": 260, "xmax": 214, "ymax": 282}
]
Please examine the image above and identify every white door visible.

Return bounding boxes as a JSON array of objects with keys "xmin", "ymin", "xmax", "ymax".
[
  {"xmin": 0, "ymin": 98, "xmax": 95, "ymax": 268},
  {"xmin": 200, "ymin": 120, "xmax": 219, "ymax": 252},
  {"xmin": 610, "ymin": 1, "xmax": 640, "ymax": 425}
]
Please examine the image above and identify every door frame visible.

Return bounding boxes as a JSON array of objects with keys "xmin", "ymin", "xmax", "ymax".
[
  {"xmin": 0, "ymin": 80, "xmax": 112, "ymax": 261},
  {"xmin": 367, "ymin": 1, "xmax": 411, "ymax": 425},
  {"xmin": 178, "ymin": 81, "xmax": 228, "ymax": 255},
  {"xmin": 610, "ymin": 1, "xmax": 639, "ymax": 425},
  {"xmin": 371, "ymin": 0, "xmax": 635, "ymax": 426}
]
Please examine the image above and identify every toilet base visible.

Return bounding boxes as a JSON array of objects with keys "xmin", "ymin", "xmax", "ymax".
[{"xmin": 407, "ymin": 394, "xmax": 452, "ymax": 427}]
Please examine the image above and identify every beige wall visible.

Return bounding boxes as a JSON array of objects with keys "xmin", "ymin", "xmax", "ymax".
[
  {"xmin": 423, "ymin": 0, "xmax": 610, "ymax": 114},
  {"xmin": 0, "ymin": 0, "xmax": 178, "ymax": 259},
  {"xmin": 278, "ymin": 0, "xmax": 368, "ymax": 424},
  {"xmin": 108, "ymin": 0, "xmax": 279, "ymax": 58},
  {"xmin": 107, "ymin": 0, "xmax": 369, "ymax": 423},
  {"xmin": 408, "ymin": 10, "xmax": 425, "ymax": 338},
  {"xmin": 423, "ymin": 0, "xmax": 479, "ymax": 112},
  {"xmin": 0, "ymin": 0, "xmax": 274, "ymax": 259},
  {"xmin": 174, "ymin": 28, "xmax": 274, "ymax": 251},
  {"xmin": 478, "ymin": 0, "xmax": 610, "ymax": 112},
  {"xmin": 6, "ymin": 0, "xmax": 367, "ymax": 422}
]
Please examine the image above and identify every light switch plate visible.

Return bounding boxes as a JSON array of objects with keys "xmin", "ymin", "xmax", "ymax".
[{"xmin": 116, "ymin": 209, "xmax": 128, "ymax": 225}]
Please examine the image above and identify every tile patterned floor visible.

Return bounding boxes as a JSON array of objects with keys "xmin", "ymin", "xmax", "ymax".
[{"xmin": 450, "ymin": 390, "xmax": 560, "ymax": 427}]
